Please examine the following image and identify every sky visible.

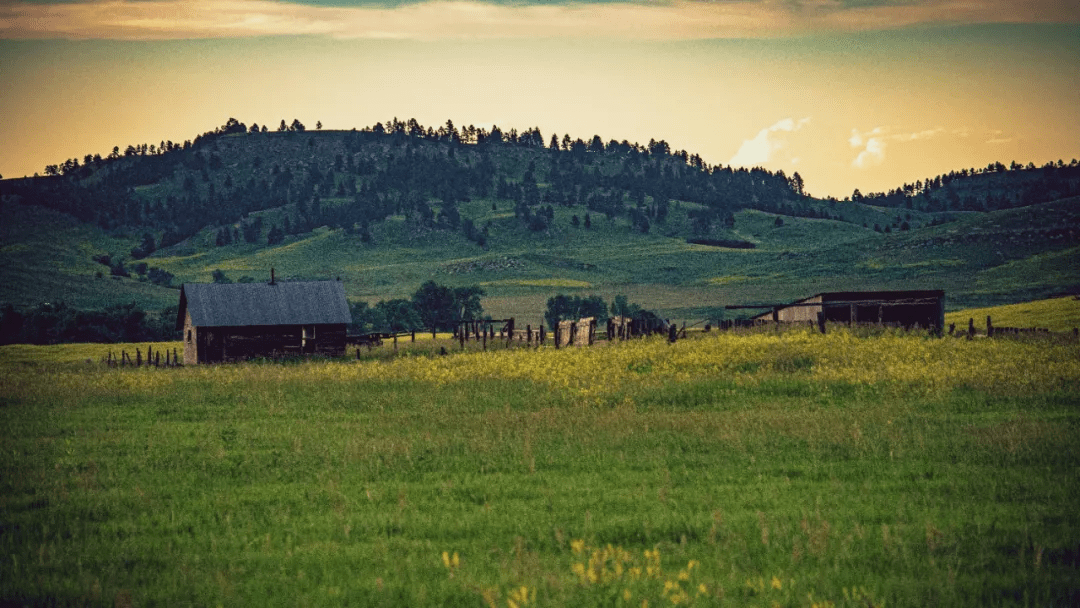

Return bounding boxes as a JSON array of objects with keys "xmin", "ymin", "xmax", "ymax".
[{"xmin": 1, "ymin": 0, "xmax": 1078, "ymax": 198}]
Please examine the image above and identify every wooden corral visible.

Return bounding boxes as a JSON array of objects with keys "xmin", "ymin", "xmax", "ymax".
[
  {"xmin": 176, "ymin": 279, "xmax": 351, "ymax": 364},
  {"xmin": 745, "ymin": 290, "xmax": 946, "ymax": 331},
  {"xmin": 554, "ymin": 317, "xmax": 596, "ymax": 348}
]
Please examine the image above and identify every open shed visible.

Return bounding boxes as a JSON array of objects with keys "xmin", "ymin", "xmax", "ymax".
[
  {"xmin": 752, "ymin": 290, "xmax": 945, "ymax": 330},
  {"xmin": 176, "ymin": 279, "xmax": 351, "ymax": 364}
]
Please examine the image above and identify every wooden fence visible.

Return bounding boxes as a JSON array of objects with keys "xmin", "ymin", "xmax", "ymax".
[
  {"xmin": 949, "ymin": 315, "xmax": 1078, "ymax": 339},
  {"xmin": 103, "ymin": 345, "xmax": 182, "ymax": 368}
]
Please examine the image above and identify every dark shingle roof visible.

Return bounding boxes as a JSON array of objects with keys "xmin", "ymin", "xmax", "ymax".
[{"xmin": 177, "ymin": 281, "xmax": 351, "ymax": 329}]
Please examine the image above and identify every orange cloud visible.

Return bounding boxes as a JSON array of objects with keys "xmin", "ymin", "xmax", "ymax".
[{"xmin": 1, "ymin": 0, "xmax": 1077, "ymax": 41}]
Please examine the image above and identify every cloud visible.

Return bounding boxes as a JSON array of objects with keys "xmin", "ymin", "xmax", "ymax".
[
  {"xmin": 729, "ymin": 117, "xmax": 810, "ymax": 168},
  {"xmin": 893, "ymin": 127, "xmax": 943, "ymax": 142},
  {"xmin": 849, "ymin": 125, "xmax": 945, "ymax": 169},
  {"xmin": 1, "ymin": 0, "xmax": 1077, "ymax": 41},
  {"xmin": 851, "ymin": 132, "xmax": 886, "ymax": 168},
  {"xmin": 985, "ymin": 129, "xmax": 1013, "ymax": 144}
]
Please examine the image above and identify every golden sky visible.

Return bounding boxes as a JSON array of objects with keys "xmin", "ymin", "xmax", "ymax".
[{"xmin": 1, "ymin": 0, "xmax": 1078, "ymax": 197}]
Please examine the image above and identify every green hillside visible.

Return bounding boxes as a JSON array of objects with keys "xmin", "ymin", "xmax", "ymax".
[
  {"xmin": 945, "ymin": 296, "xmax": 1080, "ymax": 332},
  {"xmin": 2, "ymin": 119, "xmax": 1078, "ymax": 329}
]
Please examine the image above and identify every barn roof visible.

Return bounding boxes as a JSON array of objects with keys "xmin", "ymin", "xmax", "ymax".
[{"xmin": 177, "ymin": 280, "xmax": 351, "ymax": 329}]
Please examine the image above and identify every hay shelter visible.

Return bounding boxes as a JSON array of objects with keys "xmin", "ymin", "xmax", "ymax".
[{"xmin": 752, "ymin": 290, "xmax": 945, "ymax": 330}]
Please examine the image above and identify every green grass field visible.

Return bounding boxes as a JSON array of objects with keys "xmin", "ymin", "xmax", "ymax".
[
  {"xmin": 2, "ymin": 328, "xmax": 1078, "ymax": 607},
  {"xmin": 945, "ymin": 296, "xmax": 1080, "ymax": 333}
]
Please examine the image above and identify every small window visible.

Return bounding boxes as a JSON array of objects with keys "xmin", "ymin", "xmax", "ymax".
[{"xmin": 187, "ymin": 329, "xmax": 192, "ymax": 342}]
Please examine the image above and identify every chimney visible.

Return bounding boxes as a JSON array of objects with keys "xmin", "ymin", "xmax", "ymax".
[{"xmin": 270, "ymin": 267, "xmax": 276, "ymax": 285}]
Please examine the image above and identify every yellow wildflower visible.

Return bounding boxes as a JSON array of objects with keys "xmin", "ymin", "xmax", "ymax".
[
  {"xmin": 771, "ymin": 576, "xmax": 782, "ymax": 590},
  {"xmin": 571, "ymin": 539, "xmax": 585, "ymax": 554},
  {"xmin": 508, "ymin": 585, "xmax": 530, "ymax": 608}
]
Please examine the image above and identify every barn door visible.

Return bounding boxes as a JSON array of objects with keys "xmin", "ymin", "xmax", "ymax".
[{"xmin": 302, "ymin": 325, "xmax": 316, "ymax": 354}]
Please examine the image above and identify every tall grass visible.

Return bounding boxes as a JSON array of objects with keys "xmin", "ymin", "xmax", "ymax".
[{"xmin": 1, "ymin": 328, "xmax": 1078, "ymax": 606}]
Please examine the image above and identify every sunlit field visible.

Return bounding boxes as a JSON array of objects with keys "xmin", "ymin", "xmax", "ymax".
[
  {"xmin": 2, "ymin": 328, "xmax": 1078, "ymax": 607},
  {"xmin": 944, "ymin": 296, "xmax": 1080, "ymax": 333}
]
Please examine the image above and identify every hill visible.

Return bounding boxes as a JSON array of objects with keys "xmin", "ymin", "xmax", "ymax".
[{"xmin": 1, "ymin": 117, "xmax": 1078, "ymax": 328}]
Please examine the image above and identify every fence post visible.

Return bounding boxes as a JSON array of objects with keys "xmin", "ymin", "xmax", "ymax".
[
  {"xmin": 987, "ymin": 315, "xmax": 994, "ymax": 338},
  {"xmin": 459, "ymin": 327, "xmax": 465, "ymax": 350},
  {"xmin": 393, "ymin": 333, "xmax": 398, "ymax": 352},
  {"xmin": 136, "ymin": 349, "xmax": 142, "ymax": 367},
  {"xmin": 482, "ymin": 326, "xmax": 487, "ymax": 351},
  {"xmin": 412, "ymin": 331, "xmax": 416, "ymax": 342},
  {"xmin": 539, "ymin": 325, "xmax": 545, "ymax": 346},
  {"xmin": 968, "ymin": 318, "xmax": 975, "ymax": 339},
  {"xmin": 817, "ymin": 312, "xmax": 826, "ymax": 334}
]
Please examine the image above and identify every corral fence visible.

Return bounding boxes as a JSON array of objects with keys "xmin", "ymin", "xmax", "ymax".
[
  {"xmin": 103, "ymin": 345, "xmax": 182, "ymax": 368},
  {"xmin": 950, "ymin": 315, "xmax": 1079, "ymax": 340}
]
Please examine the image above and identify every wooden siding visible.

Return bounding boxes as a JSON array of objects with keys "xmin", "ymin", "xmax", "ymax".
[
  {"xmin": 183, "ymin": 310, "xmax": 197, "ymax": 364},
  {"xmin": 184, "ymin": 323, "xmax": 346, "ymax": 363},
  {"xmin": 752, "ymin": 291, "xmax": 945, "ymax": 330}
]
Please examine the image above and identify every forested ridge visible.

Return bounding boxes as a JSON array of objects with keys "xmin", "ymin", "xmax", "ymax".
[
  {"xmin": 7, "ymin": 117, "xmax": 1075, "ymax": 259},
  {"xmin": 2, "ymin": 117, "xmax": 1079, "ymax": 345}
]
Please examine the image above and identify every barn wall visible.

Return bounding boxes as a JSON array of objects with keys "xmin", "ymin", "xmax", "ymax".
[
  {"xmin": 183, "ymin": 311, "xmax": 197, "ymax": 365},
  {"xmin": 777, "ymin": 296, "xmax": 823, "ymax": 323},
  {"xmin": 182, "ymin": 323, "xmax": 346, "ymax": 364},
  {"xmin": 206, "ymin": 324, "xmax": 346, "ymax": 362}
]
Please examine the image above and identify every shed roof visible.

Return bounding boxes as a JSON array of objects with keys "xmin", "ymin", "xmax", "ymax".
[
  {"xmin": 815, "ymin": 290, "xmax": 944, "ymax": 303},
  {"xmin": 177, "ymin": 281, "xmax": 351, "ymax": 329}
]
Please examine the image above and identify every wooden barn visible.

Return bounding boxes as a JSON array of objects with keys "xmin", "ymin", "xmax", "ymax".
[
  {"xmin": 752, "ymin": 290, "xmax": 945, "ymax": 330},
  {"xmin": 176, "ymin": 279, "xmax": 351, "ymax": 364}
]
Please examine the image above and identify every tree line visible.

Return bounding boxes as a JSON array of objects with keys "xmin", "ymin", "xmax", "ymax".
[
  {"xmin": 842, "ymin": 159, "xmax": 1080, "ymax": 213},
  {"xmin": 348, "ymin": 281, "xmax": 485, "ymax": 335},
  {"xmin": 0, "ymin": 302, "xmax": 180, "ymax": 345}
]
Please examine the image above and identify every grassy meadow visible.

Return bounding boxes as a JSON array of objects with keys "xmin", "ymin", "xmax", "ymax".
[
  {"xmin": 2, "ymin": 328, "xmax": 1079, "ymax": 607},
  {"xmin": 944, "ymin": 296, "xmax": 1080, "ymax": 333}
]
